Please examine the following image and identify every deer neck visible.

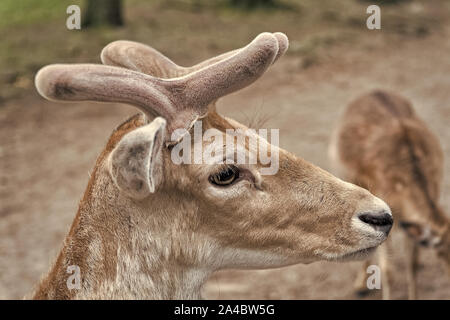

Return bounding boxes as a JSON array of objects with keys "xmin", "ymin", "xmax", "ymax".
[{"xmin": 33, "ymin": 162, "xmax": 211, "ymax": 300}]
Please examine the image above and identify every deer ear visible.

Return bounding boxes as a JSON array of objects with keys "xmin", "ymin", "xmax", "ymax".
[
  {"xmin": 399, "ymin": 221, "xmax": 438, "ymax": 247},
  {"xmin": 400, "ymin": 221, "xmax": 424, "ymax": 239},
  {"xmin": 108, "ymin": 117, "xmax": 166, "ymax": 199}
]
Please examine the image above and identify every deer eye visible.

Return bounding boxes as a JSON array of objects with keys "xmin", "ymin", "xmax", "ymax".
[{"xmin": 209, "ymin": 165, "xmax": 240, "ymax": 186}]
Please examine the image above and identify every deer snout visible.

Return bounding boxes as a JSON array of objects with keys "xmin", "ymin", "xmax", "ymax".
[
  {"xmin": 358, "ymin": 211, "xmax": 393, "ymax": 234},
  {"xmin": 350, "ymin": 188, "xmax": 393, "ymax": 240}
]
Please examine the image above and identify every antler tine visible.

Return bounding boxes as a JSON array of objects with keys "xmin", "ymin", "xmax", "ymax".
[
  {"xmin": 35, "ymin": 64, "xmax": 178, "ymax": 123},
  {"xmin": 101, "ymin": 41, "xmax": 184, "ymax": 79},
  {"xmin": 273, "ymin": 32, "xmax": 289, "ymax": 61},
  {"xmin": 101, "ymin": 32, "xmax": 288, "ymax": 78},
  {"xmin": 188, "ymin": 32, "xmax": 288, "ymax": 72},
  {"xmin": 162, "ymin": 32, "xmax": 279, "ymax": 141},
  {"xmin": 36, "ymin": 33, "xmax": 280, "ymax": 144}
]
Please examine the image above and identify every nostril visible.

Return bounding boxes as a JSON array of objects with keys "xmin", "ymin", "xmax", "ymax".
[{"xmin": 358, "ymin": 211, "xmax": 393, "ymax": 227}]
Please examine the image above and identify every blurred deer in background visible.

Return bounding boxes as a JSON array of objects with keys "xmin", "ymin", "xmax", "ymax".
[
  {"xmin": 32, "ymin": 33, "xmax": 393, "ymax": 299},
  {"xmin": 330, "ymin": 90, "xmax": 450, "ymax": 300}
]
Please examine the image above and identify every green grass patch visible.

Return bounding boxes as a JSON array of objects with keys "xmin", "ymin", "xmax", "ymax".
[
  {"xmin": 0, "ymin": 0, "xmax": 84, "ymax": 29},
  {"xmin": 0, "ymin": 0, "xmax": 447, "ymax": 102}
]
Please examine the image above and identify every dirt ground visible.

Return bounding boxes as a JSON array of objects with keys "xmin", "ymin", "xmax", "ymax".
[{"xmin": 1, "ymin": 21, "xmax": 450, "ymax": 300}]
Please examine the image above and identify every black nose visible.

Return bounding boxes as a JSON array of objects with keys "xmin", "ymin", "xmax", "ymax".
[{"xmin": 358, "ymin": 211, "xmax": 393, "ymax": 233}]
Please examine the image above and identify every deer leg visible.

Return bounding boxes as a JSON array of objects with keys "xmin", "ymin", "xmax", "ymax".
[
  {"xmin": 354, "ymin": 260, "xmax": 373, "ymax": 297},
  {"xmin": 405, "ymin": 236, "xmax": 418, "ymax": 300},
  {"xmin": 378, "ymin": 242, "xmax": 392, "ymax": 300}
]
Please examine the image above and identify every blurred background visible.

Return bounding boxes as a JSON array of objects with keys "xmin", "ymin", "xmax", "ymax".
[{"xmin": 1, "ymin": 0, "xmax": 449, "ymax": 299}]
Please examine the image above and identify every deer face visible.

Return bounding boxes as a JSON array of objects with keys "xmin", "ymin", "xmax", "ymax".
[
  {"xmin": 435, "ymin": 226, "xmax": 450, "ymax": 274},
  {"xmin": 400, "ymin": 218, "xmax": 450, "ymax": 274},
  {"xmin": 126, "ymin": 111, "xmax": 389, "ymax": 268},
  {"xmin": 35, "ymin": 33, "xmax": 392, "ymax": 271},
  {"xmin": 399, "ymin": 201, "xmax": 450, "ymax": 272},
  {"xmin": 394, "ymin": 178, "xmax": 449, "ymax": 270}
]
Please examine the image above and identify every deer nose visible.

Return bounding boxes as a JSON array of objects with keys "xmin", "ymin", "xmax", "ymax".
[{"xmin": 358, "ymin": 211, "xmax": 393, "ymax": 233}]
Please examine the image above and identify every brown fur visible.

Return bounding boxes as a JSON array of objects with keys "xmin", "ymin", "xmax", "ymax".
[
  {"xmin": 32, "ymin": 34, "xmax": 392, "ymax": 299},
  {"xmin": 331, "ymin": 90, "xmax": 450, "ymax": 299},
  {"xmin": 33, "ymin": 114, "xmax": 144, "ymax": 299},
  {"xmin": 33, "ymin": 108, "xmax": 391, "ymax": 299}
]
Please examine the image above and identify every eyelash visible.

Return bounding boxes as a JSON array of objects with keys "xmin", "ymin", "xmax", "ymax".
[{"xmin": 209, "ymin": 165, "xmax": 240, "ymax": 187}]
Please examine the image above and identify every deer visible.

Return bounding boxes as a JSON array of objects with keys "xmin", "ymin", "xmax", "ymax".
[
  {"xmin": 31, "ymin": 32, "xmax": 393, "ymax": 300},
  {"xmin": 329, "ymin": 90, "xmax": 450, "ymax": 300}
]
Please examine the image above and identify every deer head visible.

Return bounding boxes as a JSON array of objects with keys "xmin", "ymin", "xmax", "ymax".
[
  {"xmin": 34, "ymin": 33, "xmax": 392, "ymax": 299},
  {"xmin": 396, "ymin": 181, "xmax": 450, "ymax": 272}
]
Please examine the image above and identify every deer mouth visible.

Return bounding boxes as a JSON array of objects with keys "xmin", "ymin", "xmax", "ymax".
[{"xmin": 333, "ymin": 246, "xmax": 378, "ymax": 262}]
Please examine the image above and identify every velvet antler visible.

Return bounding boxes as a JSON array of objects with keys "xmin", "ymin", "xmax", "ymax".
[
  {"xmin": 100, "ymin": 32, "xmax": 288, "ymax": 78},
  {"xmin": 35, "ymin": 32, "xmax": 288, "ymax": 143}
]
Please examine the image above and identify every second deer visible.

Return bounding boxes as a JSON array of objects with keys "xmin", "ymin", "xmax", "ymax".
[{"xmin": 330, "ymin": 90, "xmax": 450, "ymax": 299}]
